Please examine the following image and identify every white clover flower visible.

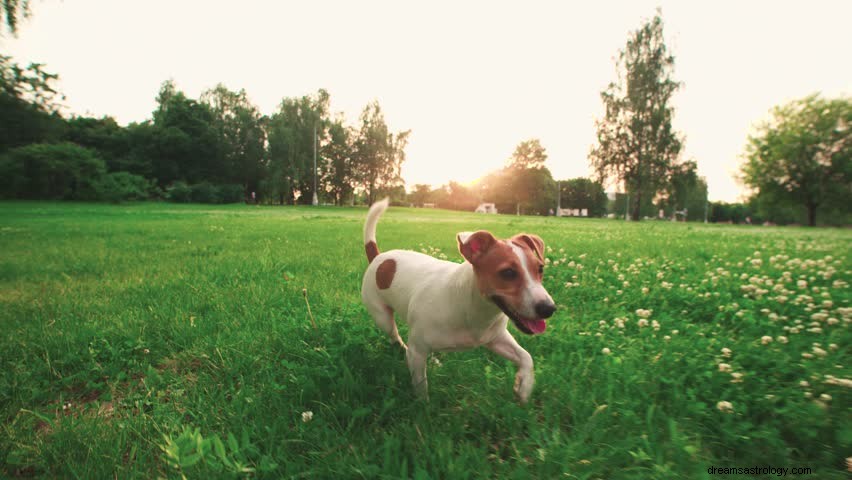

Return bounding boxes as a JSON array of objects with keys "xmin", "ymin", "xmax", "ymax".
[
  {"xmin": 802, "ymin": 352, "xmax": 814, "ymax": 359},
  {"xmin": 819, "ymin": 393, "xmax": 832, "ymax": 402},
  {"xmin": 716, "ymin": 401, "xmax": 734, "ymax": 413},
  {"xmin": 730, "ymin": 372, "xmax": 743, "ymax": 383},
  {"xmin": 641, "ymin": 287, "xmax": 649, "ymax": 295},
  {"xmin": 718, "ymin": 363, "xmax": 732, "ymax": 373},
  {"xmin": 777, "ymin": 336, "xmax": 788, "ymax": 344},
  {"xmin": 301, "ymin": 411, "xmax": 314, "ymax": 423},
  {"xmin": 761, "ymin": 336, "xmax": 773, "ymax": 345},
  {"xmin": 721, "ymin": 347, "xmax": 732, "ymax": 358},
  {"xmin": 663, "ymin": 335, "xmax": 671, "ymax": 341},
  {"xmin": 812, "ymin": 347, "xmax": 827, "ymax": 357},
  {"xmin": 651, "ymin": 320, "xmax": 660, "ymax": 331},
  {"xmin": 635, "ymin": 309, "xmax": 652, "ymax": 318},
  {"xmin": 601, "ymin": 347, "xmax": 611, "ymax": 355},
  {"xmin": 637, "ymin": 319, "xmax": 649, "ymax": 328}
]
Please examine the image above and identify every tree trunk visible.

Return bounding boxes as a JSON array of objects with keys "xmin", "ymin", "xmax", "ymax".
[
  {"xmin": 632, "ymin": 190, "xmax": 642, "ymax": 221},
  {"xmin": 807, "ymin": 203, "xmax": 817, "ymax": 227}
]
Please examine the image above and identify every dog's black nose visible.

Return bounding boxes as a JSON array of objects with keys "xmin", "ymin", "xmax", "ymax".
[{"xmin": 535, "ymin": 301, "xmax": 556, "ymax": 319}]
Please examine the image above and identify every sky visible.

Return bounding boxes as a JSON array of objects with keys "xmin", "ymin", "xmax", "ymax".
[{"xmin": 4, "ymin": 0, "xmax": 851, "ymax": 201}]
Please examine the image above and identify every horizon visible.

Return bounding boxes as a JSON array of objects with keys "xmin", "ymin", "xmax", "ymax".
[{"xmin": 5, "ymin": 0, "xmax": 851, "ymax": 202}]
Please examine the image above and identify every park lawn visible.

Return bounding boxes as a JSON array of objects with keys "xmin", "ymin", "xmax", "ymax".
[{"xmin": 0, "ymin": 201, "xmax": 849, "ymax": 479}]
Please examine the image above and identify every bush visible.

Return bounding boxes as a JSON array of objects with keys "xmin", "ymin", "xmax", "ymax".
[
  {"xmin": 218, "ymin": 184, "xmax": 245, "ymax": 204},
  {"xmin": 0, "ymin": 142, "xmax": 107, "ymax": 200},
  {"xmin": 166, "ymin": 182, "xmax": 245, "ymax": 204},
  {"xmin": 190, "ymin": 182, "xmax": 218, "ymax": 204},
  {"xmin": 167, "ymin": 181, "xmax": 192, "ymax": 203},
  {"xmin": 96, "ymin": 172, "xmax": 153, "ymax": 203}
]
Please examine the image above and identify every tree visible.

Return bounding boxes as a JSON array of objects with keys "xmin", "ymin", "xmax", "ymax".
[
  {"xmin": 408, "ymin": 184, "xmax": 433, "ymax": 207},
  {"xmin": 63, "ymin": 116, "xmax": 130, "ymax": 171},
  {"xmin": 1, "ymin": 0, "xmax": 29, "ymax": 36},
  {"xmin": 740, "ymin": 95, "xmax": 851, "ymax": 226},
  {"xmin": 505, "ymin": 138, "xmax": 553, "ymax": 215},
  {"xmin": 590, "ymin": 11, "xmax": 683, "ymax": 221},
  {"xmin": 323, "ymin": 115, "xmax": 355, "ymax": 205},
  {"xmin": 0, "ymin": 55, "xmax": 65, "ymax": 152},
  {"xmin": 0, "ymin": 142, "xmax": 106, "ymax": 200},
  {"xmin": 352, "ymin": 100, "xmax": 410, "ymax": 205},
  {"xmin": 267, "ymin": 89, "xmax": 330, "ymax": 204},
  {"xmin": 559, "ymin": 178, "xmax": 608, "ymax": 217},
  {"xmin": 149, "ymin": 80, "xmax": 220, "ymax": 187},
  {"xmin": 201, "ymin": 84, "xmax": 266, "ymax": 197},
  {"xmin": 683, "ymin": 176, "xmax": 708, "ymax": 222},
  {"xmin": 443, "ymin": 181, "xmax": 479, "ymax": 211},
  {"xmin": 509, "ymin": 139, "xmax": 548, "ymax": 169}
]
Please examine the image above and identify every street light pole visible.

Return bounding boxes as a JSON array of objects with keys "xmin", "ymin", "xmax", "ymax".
[
  {"xmin": 312, "ymin": 122, "xmax": 318, "ymax": 206},
  {"xmin": 556, "ymin": 180, "xmax": 560, "ymax": 216}
]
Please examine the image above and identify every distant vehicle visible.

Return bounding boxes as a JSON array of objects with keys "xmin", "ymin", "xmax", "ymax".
[{"xmin": 475, "ymin": 203, "xmax": 498, "ymax": 214}]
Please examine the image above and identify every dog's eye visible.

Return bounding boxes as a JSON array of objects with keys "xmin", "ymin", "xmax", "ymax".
[
  {"xmin": 499, "ymin": 268, "xmax": 518, "ymax": 281},
  {"xmin": 538, "ymin": 264, "xmax": 544, "ymax": 275}
]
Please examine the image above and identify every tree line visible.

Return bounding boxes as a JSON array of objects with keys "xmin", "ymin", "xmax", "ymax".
[
  {"xmin": 2, "ymin": 5, "xmax": 847, "ymax": 225},
  {"xmin": 0, "ymin": 57, "xmax": 411, "ymax": 205}
]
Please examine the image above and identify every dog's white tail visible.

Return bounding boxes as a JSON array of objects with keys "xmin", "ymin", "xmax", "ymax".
[{"xmin": 364, "ymin": 197, "xmax": 389, "ymax": 263}]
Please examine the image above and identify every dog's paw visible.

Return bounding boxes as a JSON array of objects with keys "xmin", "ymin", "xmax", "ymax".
[{"xmin": 513, "ymin": 371, "xmax": 534, "ymax": 405}]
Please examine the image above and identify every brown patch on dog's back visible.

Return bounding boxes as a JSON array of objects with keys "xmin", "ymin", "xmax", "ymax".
[
  {"xmin": 376, "ymin": 259, "xmax": 396, "ymax": 289},
  {"xmin": 365, "ymin": 241, "xmax": 379, "ymax": 263}
]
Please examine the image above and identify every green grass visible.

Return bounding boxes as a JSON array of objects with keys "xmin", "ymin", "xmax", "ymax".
[{"xmin": 0, "ymin": 201, "xmax": 849, "ymax": 479}]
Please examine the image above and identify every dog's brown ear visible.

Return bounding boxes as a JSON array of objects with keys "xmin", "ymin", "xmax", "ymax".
[
  {"xmin": 457, "ymin": 231, "xmax": 497, "ymax": 265},
  {"xmin": 512, "ymin": 234, "xmax": 545, "ymax": 262}
]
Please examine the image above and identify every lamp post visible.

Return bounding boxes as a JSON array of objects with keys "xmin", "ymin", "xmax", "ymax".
[{"xmin": 312, "ymin": 122, "xmax": 318, "ymax": 206}]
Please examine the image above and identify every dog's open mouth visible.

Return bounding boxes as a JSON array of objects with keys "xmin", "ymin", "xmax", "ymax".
[{"xmin": 490, "ymin": 296, "xmax": 547, "ymax": 335}]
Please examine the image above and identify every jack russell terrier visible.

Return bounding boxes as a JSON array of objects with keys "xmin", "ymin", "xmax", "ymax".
[{"xmin": 361, "ymin": 198, "xmax": 556, "ymax": 403}]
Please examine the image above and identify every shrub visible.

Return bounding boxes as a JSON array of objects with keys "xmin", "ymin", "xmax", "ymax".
[
  {"xmin": 0, "ymin": 142, "xmax": 106, "ymax": 200},
  {"xmin": 96, "ymin": 172, "xmax": 153, "ymax": 203},
  {"xmin": 190, "ymin": 182, "xmax": 218, "ymax": 204},
  {"xmin": 167, "ymin": 181, "xmax": 192, "ymax": 203},
  {"xmin": 218, "ymin": 184, "xmax": 245, "ymax": 204}
]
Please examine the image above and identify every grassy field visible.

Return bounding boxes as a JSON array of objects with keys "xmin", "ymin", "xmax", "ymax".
[{"xmin": 0, "ymin": 202, "xmax": 849, "ymax": 479}]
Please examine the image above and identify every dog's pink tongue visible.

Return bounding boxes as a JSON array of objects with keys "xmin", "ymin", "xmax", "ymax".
[{"xmin": 526, "ymin": 318, "xmax": 547, "ymax": 334}]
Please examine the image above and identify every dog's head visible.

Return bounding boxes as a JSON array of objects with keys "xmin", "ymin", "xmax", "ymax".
[{"xmin": 457, "ymin": 231, "xmax": 556, "ymax": 335}]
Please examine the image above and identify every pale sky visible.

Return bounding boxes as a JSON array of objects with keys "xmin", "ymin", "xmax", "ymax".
[{"xmin": 5, "ymin": 0, "xmax": 851, "ymax": 201}]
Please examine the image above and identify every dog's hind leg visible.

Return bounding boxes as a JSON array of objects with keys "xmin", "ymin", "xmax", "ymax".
[{"xmin": 364, "ymin": 296, "xmax": 406, "ymax": 349}]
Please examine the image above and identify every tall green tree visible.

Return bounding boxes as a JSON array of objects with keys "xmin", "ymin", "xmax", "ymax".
[
  {"xmin": 741, "ymin": 94, "xmax": 851, "ymax": 226},
  {"xmin": 201, "ymin": 84, "xmax": 266, "ymax": 196},
  {"xmin": 659, "ymin": 159, "xmax": 699, "ymax": 218},
  {"xmin": 267, "ymin": 89, "xmax": 329, "ymax": 204},
  {"xmin": 149, "ymin": 80, "xmax": 220, "ymax": 186},
  {"xmin": 352, "ymin": 100, "xmax": 410, "ymax": 205},
  {"xmin": 590, "ymin": 11, "xmax": 683, "ymax": 221},
  {"xmin": 559, "ymin": 177, "xmax": 608, "ymax": 217},
  {"xmin": 506, "ymin": 138, "xmax": 553, "ymax": 215},
  {"xmin": 63, "ymin": 116, "xmax": 129, "ymax": 171},
  {"xmin": 322, "ymin": 115, "xmax": 355, "ymax": 205}
]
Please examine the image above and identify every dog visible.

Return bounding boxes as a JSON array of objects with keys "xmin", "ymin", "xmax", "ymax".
[{"xmin": 361, "ymin": 198, "xmax": 556, "ymax": 403}]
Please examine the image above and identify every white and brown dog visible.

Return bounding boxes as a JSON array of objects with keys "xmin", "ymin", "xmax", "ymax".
[{"xmin": 361, "ymin": 198, "xmax": 555, "ymax": 403}]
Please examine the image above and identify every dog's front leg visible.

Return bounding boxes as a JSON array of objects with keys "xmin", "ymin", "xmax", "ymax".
[
  {"xmin": 486, "ymin": 329, "xmax": 534, "ymax": 404},
  {"xmin": 406, "ymin": 342, "xmax": 430, "ymax": 400}
]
